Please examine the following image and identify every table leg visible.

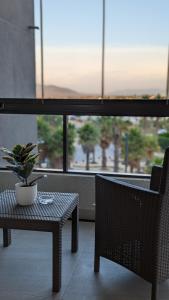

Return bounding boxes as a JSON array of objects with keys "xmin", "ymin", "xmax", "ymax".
[
  {"xmin": 52, "ymin": 224, "xmax": 62, "ymax": 293},
  {"xmin": 71, "ymin": 205, "xmax": 79, "ymax": 253},
  {"xmin": 3, "ymin": 229, "xmax": 11, "ymax": 247}
]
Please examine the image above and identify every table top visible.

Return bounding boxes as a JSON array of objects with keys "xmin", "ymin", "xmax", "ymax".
[{"xmin": 0, "ymin": 190, "xmax": 79, "ymax": 223}]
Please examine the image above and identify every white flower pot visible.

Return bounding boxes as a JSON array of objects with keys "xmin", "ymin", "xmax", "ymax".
[{"xmin": 15, "ymin": 183, "xmax": 37, "ymax": 206}]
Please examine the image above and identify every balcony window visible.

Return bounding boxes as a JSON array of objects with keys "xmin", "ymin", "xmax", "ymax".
[{"xmin": 34, "ymin": 0, "xmax": 169, "ymax": 100}]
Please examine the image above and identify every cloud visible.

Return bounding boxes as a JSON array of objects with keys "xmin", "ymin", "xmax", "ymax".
[{"xmin": 35, "ymin": 45, "xmax": 168, "ymax": 94}]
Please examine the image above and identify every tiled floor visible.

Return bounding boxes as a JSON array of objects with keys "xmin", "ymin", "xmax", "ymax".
[{"xmin": 0, "ymin": 221, "xmax": 169, "ymax": 300}]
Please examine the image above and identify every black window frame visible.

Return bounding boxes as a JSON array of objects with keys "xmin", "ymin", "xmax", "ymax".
[
  {"xmin": 0, "ymin": 98, "xmax": 169, "ymax": 178},
  {"xmin": 1, "ymin": 99, "xmax": 169, "ymax": 116}
]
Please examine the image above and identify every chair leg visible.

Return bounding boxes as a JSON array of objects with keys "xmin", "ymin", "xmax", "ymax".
[
  {"xmin": 151, "ymin": 282, "xmax": 158, "ymax": 300},
  {"xmin": 94, "ymin": 254, "xmax": 100, "ymax": 272},
  {"xmin": 3, "ymin": 229, "xmax": 11, "ymax": 247}
]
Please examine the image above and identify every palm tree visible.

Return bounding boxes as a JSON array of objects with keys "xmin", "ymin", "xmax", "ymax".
[
  {"xmin": 112, "ymin": 117, "xmax": 131, "ymax": 172},
  {"xmin": 78, "ymin": 122, "xmax": 99, "ymax": 170},
  {"xmin": 97, "ymin": 117, "xmax": 113, "ymax": 170},
  {"xmin": 158, "ymin": 131, "xmax": 169, "ymax": 151},
  {"xmin": 139, "ymin": 117, "xmax": 154, "ymax": 134},
  {"xmin": 37, "ymin": 116, "xmax": 76, "ymax": 169},
  {"xmin": 144, "ymin": 134, "xmax": 159, "ymax": 171},
  {"xmin": 144, "ymin": 134, "xmax": 159, "ymax": 160},
  {"xmin": 125, "ymin": 127, "xmax": 145, "ymax": 173}
]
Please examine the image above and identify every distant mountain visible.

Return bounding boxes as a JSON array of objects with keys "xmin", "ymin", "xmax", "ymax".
[
  {"xmin": 36, "ymin": 85, "xmax": 165, "ymax": 99},
  {"xmin": 36, "ymin": 85, "xmax": 81, "ymax": 99},
  {"xmin": 111, "ymin": 88, "xmax": 164, "ymax": 96}
]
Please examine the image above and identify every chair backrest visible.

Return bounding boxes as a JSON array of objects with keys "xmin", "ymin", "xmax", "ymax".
[
  {"xmin": 150, "ymin": 166, "xmax": 162, "ymax": 191},
  {"xmin": 159, "ymin": 147, "xmax": 169, "ymax": 195},
  {"xmin": 156, "ymin": 147, "xmax": 169, "ymax": 282}
]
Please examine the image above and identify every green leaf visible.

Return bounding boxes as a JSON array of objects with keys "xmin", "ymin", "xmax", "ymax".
[
  {"xmin": 1, "ymin": 143, "xmax": 39, "ymax": 184},
  {"xmin": 24, "ymin": 154, "xmax": 39, "ymax": 164},
  {"xmin": 6, "ymin": 166, "xmax": 19, "ymax": 172},
  {"xmin": 26, "ymin": 143, "xmax": 33, "ymax": 148},
  {"xmin": 22, "ymin": 144, "xmax": 37, "ymax": 155},
  {"xmin": 13, "ymin": 144, "xmax": 23, "ymax": 154},
  {"xmin": 2, "ymin": 156, "xmax": 16, "ymax": 165},
  {"xmin": 0, "ymin": 147, "xmax": 15, "ymax": 158}
]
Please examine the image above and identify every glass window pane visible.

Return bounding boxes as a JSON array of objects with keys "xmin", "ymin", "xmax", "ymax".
[
  {"xmin": 0, "ymin": 115, "xmax": 38, "ymax": 165},
  {"xmin": 105, "ymin": 0, "xmax": 169, "ymax": 99},
  {"xmin": 68, "ymin": 116, "xmax": 169, "ymax": 174},
  {"xmin": 0, "ymin": 115, "xmax": 63, "ymax": 171},
  {"xmin": 40, "ymin": 0, "xmax": 102, "ymax": 99},
  {"xmin": 37, "ymin": 115, "xmax": 63, "ymax": 170}
]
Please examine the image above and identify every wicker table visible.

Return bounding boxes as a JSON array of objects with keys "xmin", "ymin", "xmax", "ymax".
[{"xmin": 0, "ymin": 190, "xmax": 79, "ymax": 292}]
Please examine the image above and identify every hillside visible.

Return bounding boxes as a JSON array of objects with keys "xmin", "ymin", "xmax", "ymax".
[
  {"xmin": 36, "ymin": 85, "xmax": 81, "ymax": 99},
  {"xmin": 36, "ymin": 85, "xmax": 165, "ymax": 99}
]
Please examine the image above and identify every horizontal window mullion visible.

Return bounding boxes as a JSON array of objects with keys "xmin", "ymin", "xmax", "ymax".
[{"xmin": 0, "ymin": 99, "xmax": 169, "ymax": 117}]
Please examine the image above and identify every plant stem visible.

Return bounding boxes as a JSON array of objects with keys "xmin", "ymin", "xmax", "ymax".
[{"xmin": 29, "ymin": 175, "xmax": 46, "ymax": 186}]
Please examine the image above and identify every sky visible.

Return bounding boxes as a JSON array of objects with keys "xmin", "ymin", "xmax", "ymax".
[{"xmin": 34, "ymin": 0, "xmax": 169, "ymax": 94}]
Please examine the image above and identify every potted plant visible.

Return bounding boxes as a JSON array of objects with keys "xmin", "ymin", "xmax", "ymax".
[{"xmin": 0, "ymin": 143, "xmax": 45, "ymax": 206}]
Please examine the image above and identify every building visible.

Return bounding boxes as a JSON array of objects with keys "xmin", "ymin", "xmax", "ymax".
[{"xmin": 0, "ymin": 0, "xmax": 37, "ymax": 162}]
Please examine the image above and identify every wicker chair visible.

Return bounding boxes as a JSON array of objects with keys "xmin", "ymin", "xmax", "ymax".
[{"xmin": 94, "ymin": 147, "xmax": 169, "ymax": 300}]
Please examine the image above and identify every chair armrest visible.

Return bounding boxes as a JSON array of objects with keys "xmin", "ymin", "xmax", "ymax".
[
  {"xmin": 95, "ymin": 175, "xmax": 160, "ymax": 235},
  {"xmin": 150, "ymin": 165, "xmax": 162, "ymax": 192}
]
